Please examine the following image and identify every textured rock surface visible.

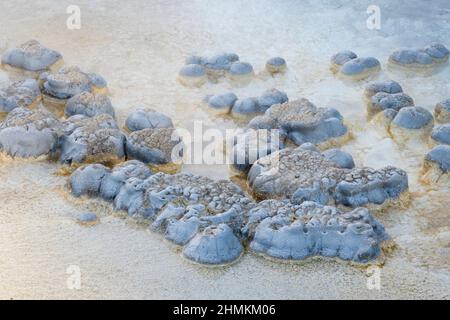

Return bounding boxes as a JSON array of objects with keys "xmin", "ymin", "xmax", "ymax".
[
  {"xmin": 41, "ymin": 66, "xmax": 107, "ymax": 99},
  {"xmin": 0, "ymin": 106, "xmax": 61, "ymax": 157},
  {"xmin": 364, "ymin": 80, "xmax": 403, "ymax": 99},
  {"xmin": 434, "ymin": 99, "xmax": 450, "ymax": 123},
  {"xmin": 248, "ymin": 98, "xmax": 348, "ymax": 148},
  {"xmin": 248, "ymin": 147, "xmax": 408, "ymax": 209},
  {"xmin": 65, "ymin": 92, "xmax": 114, "ymax": 118},
  {"xmin": 390, "ymin": 106, "xmax": 434, "ymax": 143},
  {"xmin": 1, "ymin": 40, "xmax": 62, "ymax": 72},
  {"xmin": 0, "ymin": 79, "xmax": 41, "ymax": 112},
  {"xmin": 339, "ymin": 57, "xmax": 381, "ymax": 80},
  {"xmin": 59, "ymin": 114, "xmax": 125, "ymax": 164},
  {"xmin": 368, "ymin": 92, "xmax": 414, "ymax": 118},
  {"xmin": 389, "ymin": 43, "xmax": 449, "ymax": 69},
  {"xmin": 125, "ymin": 127, "xmax": 182, "ymax": 164},
  {"xmin": 247, "ymin": 200, "xmax": 389, "ymax": 263},
  {"xmin": 205, "ymin": 92, "xmax": 238, "ymax": 115},
  {"xmin": 69, "ymin": 161, "xmax": 390, "ymax": 265},
  {"xmin": 125, "ymin": 108, "xmax": 173, "ymax": 132}
]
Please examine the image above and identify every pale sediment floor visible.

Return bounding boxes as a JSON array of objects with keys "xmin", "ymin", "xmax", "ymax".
[{"xmin": 0, "ymin": 0, "xmax": 449, "ymax": 299}]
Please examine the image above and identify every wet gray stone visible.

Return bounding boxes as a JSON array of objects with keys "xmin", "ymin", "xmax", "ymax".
[
  {"xmin": 368, "ymin": 92, "xmax": 414, "ymax": 117},
  {"xmin": 125, "ymin": 108, "xmax": 173, "ymax": 132},
  {"xmin": 0, "ymin": 79, "xmax": 41, "ymax": 112},
  {"xmin": 364, "ymin": 80, "xmax": 403, "ymax": 99},
  {"xmin": 231, "ymin": 97, "xmax": 260, "ymax": 118},
  {"xmin": 1, "ymin": 40, "xmax": 62, "ymax": 72},
  {"xmin": 0, "ymin": 106, "xmax": 61, "ymax": 158},
  {"xmin": 323, "ymin": 148, "xmax": 355, "ymax": 169},
  {"xmin": 257, "ymin": 88, "xmax": 289, "ymax": 113},
  {"xmin": 59, "ymin": 114, "xmax": 125, "ymax": 164},
  {"xmin": 100, "ymin": 160, "xmax": 153, "ymax": 200},
  {"xmin": 70, "ymin": 164, "xmax": 111, "ymax": 197},
  {"xmin": 183, "ymin": 223, "xmax": 243, "ymax": 265},
  {"xmin": 248, "ymin": 147, "xmax": 408, "ymax": 208},
  {"xmin": 391, "ymin": 106, "xmax": 433, "ymax": 129},
  {"xmin": 425, "ymin": 145, "xmax": 450, "ymax": 173},
  {"xmin": 249, "ymin": 201, "xmax": 388, "ymax": 263},
  {"xmin": 431, "ymin": 124, "xmax": 450, "ymax": 145},
  {"xmin": 248, "ymin": 99, "xmax": 348, "ymax": 147},
  {"xmin": 339, "ymin": 57, "xmax": 381, "ymax": 79},
  {"xmin": 65, "ymin": 92, "xmax": 115, "ymax": 118},
  {"xmin": 41, "ymin": 66, "xmax": 107, "ymax": 99},
  {"xmin": 206, "ymin": 92, "xmax": 238, "ymax": 114},
  {"xmin": 125, "ymin": 127, "xmax": 182, "ymax": 164},
  {"xmin": 330, "ymin": 50, "xmax": 358, "ymax": 71}
]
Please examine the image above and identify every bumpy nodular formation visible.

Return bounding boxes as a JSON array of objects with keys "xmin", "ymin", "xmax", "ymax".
[
  {"xmin": 364, "ymin": 80, "xmax": 414, "ymax": 119},
  {"xmin": 40, "ymin": 66, "xmax": 107, "ymax": 101},
  {"xmin": 0, "ymin": 106, "xmax": 61, "ymax": 158},
  {"xmin": 430, "ymin": 124, "xmax": 450, "ymax": 146},
  {"xmin": 421, "ymin": 145, "xmax": 450, "ymax": 185},
  {"xmin": 248, "ymin": 146, "xmax": 408, "ymax": 210},
  {"xmin": 69, "ymin": 160, "xmax": 390, "ymax": 265},
  {"xmin": 65, "ymin": 92, "xmax": 115, "ymax": 118},
  {"xmin": 389, "ymin": 43, "xmax": 449, "ymax": 71},
  {"xmin": 178, "ymin": 53, "xmax": 255, "ymax": 86},
  {"xmin": 247, "ymin": 98, "xmax": 350, "ymax": 149},
  {"xmin": 0, "ymin": 78, "xmax": 41, "ymax": 113},
  {"xmin": 246, "ymin": 200, "xmax": 389, "ymax": 263},
  {"xmin": 204, "ymin": 88, "xmax": 288, "ymax": 120},
  {"xmin": 59, "ymin": 114, "xmax": 126, "ymax": 164},
  {"xmin": 1, "ymin": 40, "xmax": 63, "ymax": 75},
  {"xmin": 125, "ymin": 108, "xmax": 173, "ymax": 132},
  {"xmin": 389, "ymin": 106, "xmax": 434, "ymax": 145},
  {"xmin": 330, "ymin": 51, "xmax": 381, "ymax": 80},
  {"xmin": 265, "ymin": 57, "xmax": 287, "ymax": 74}
]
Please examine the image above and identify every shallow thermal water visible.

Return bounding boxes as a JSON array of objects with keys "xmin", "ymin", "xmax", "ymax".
[{"xmin": 0, "ymin": 0, "xmax": 449, "ymax": 299}]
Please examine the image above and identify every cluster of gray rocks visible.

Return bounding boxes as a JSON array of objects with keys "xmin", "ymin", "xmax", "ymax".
[
  {"xmin": 178, "ymin": 52, "xmax": 286, "ymax": 87},
  {"xmin": 1, "ymin": 39, "xmax": 448, "ymax": 267}
]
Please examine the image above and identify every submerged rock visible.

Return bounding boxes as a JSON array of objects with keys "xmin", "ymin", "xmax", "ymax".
[
  {"xmin": 59, "ymin": 114, "xmax": 125, "ymax": 164},
  {"xmin": 248, "ymin": 99, "xmax": 349, "ymax": 148},
  {"xmin": 231, "ymin": 97, "xmax": 260, "ymax": 119},
  {"xmin": 248, "ymin": 147, "xmax": 408, "ymax": 209},
  {"xmin": 0, "ymin": 79, "xmax": 41, "ymax": 112},
  {"xmin": 125, "ymin": 127, "xmax": 182, "ymax": 164},
  {"xmin": 390, "ymin": 106, "xmax": 434, "ymax": 144},
  {"xmin": 1, "ymin": 40, "xmax": 62, "ymax": 73},
  {"xmin": 421, "ymin": 145, "xmax": 450, "ymax": 185},
  {"xmin": 248, "ymin": 200, "xmax": 389, "ymax": 263},
  {"xmin": 65, "ymin": 92, "xmax": 115, "ymax": 118},
  {"xmin": 0, "ymin": 106, "xmax": 61, "ymax": 158},
  {"xmin": 125, "ymin": 108, "xmax": 173, "ymax": 132},
  {"xmin": 266, "ymin": 57, "xmax": 287, "ymax": 74},
  {"xmin": 40, "ymin": 66, "xmax": 107, "ymax": 100},
  {"xmin": 76, "ymin": 212, "xmax": 98, "ymax": 225},
  {"xmin": 434, "ymin": 99, "xmax": 450, "ymax": 124}
]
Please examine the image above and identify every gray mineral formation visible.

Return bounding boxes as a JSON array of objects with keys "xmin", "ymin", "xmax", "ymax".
[
  {"xmin": 0, "ymin": 106, "xmax": 61, "ymax": 158},
  {"xmin": 65, "ymin": 92, "xmax": 115, "ymax": 118},
  {"xmin": 247, "ymin": 98, "xmax": 349, "ymax": 148},
  {"xmin": 0, "ymin": 79, "xmax": 41, "ymax": 112}
]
